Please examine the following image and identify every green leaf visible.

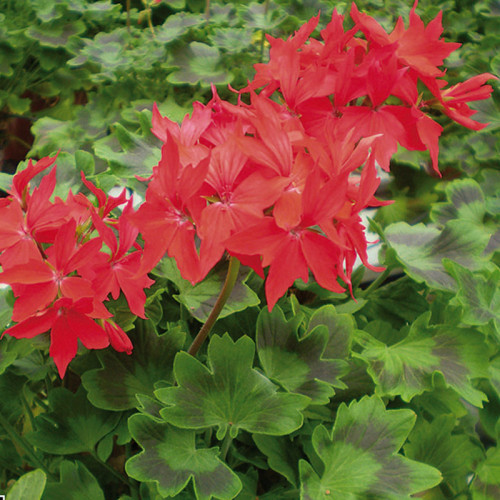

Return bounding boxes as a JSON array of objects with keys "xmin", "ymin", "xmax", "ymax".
[
  {"xmin": 444, "ymin": 260, "xmax": 500, "ymax": 333},
  {"xmin": 256, "ymin": 306, "xmax": 349, "ymax": 404},
  {"xmin": 93, "ymin": 122, "xmax": 161, "ymax": 179},
  {"xmin": 209, "ymin": 28, "xmax": 254, "ymax": 54},
  {"xmin": 155, "ymin": 12, "xmax": 205, "ymax": 44},
  {"xmin": 82, "ymin": 323, "xmax": 185, "ymax": 411},
  {"xmin": 158, "ymin": 334, "xmax": 309, "ymax": 439},
  {"xmin": 299, "ymin": 396, "xmax": 442, "ymax": 499},
  {"xmin": 167, "ymin": 42, "xmax": 233, "ymax": 87},
  {"xmin": 126, "ymin": 414, "xmax": 242, "ymax": 500},
  {"xmin": 405, "ymin": 415, "xmax": 484, "ymax": 494},
  {"xmin": 26, "ymin": 21, "xmax": 86, "ymax": 47},
  {"xmin": 158, "ymin": 259, "xmax": 260, "ymax": 322},
  {"xmin": 354, "ymin": 313, "xmax": 489, "ymax": 406},
  {"xmin": 27, "ymin": 386, "xmax": 120, "ymax": 454},
  {"xmin": 6, "ymin": 469, "xmax": 46, "ymax": 500},
  {"xmin": 241, "ymin": 2, "xmax": 288, "ymax": 30},
  {"xmin": 42, "ymin": 461, "xmax": 105, "ymax": 500},
  {"xmin": 385, "ymin": 220, "xmax": 490, "ymax": 291},
  {"xmin": 306, "ymin": 305, "xmax": 354, "ymax": 360},
  {"xmin": 252, "ymin": 434, "xmax": 301, "ymax": 487},
  {"xmin": 431, "ymin": 179, "xmax": 486, "ymax": 225},
  {"xmin": 359, "ymin": 277, "xmax": 429, "ymax": 326},
  {"xmin": 471, "ymin": 447, "xmax": 500, "ymax": 500}
]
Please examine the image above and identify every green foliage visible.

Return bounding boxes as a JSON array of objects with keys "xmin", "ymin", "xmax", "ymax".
[{"xmin": 0, "ymin": 0, "xmax": 499, "ymax": 499}]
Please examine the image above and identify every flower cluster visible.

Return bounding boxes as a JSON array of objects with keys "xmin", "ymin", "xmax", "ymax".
[
  {"xmin": 130, "ymin": 2, "xmax": 495, "ymax": 307},
  {"xmin": 0, "ymin": 2, "xmax": 495, "ymax": 377},
  {"xmin": 0, "ymin": 156, "xmax": 153, "ymax": 377}
]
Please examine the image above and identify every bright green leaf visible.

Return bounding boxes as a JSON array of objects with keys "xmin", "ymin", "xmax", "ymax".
[
  {"xmin": 6, "ymin": 469, "xmax": 46, "ymax": 500},
  {"xmin": 126, "ymin": 414, "xmax": 242, "ymax": 500},
  {"xmin": 158, "ymin": 334, "xmax": 309, "ymax": 439},
  {"xmin": 471, "ymin": 447, "xmax": 500, "ymax": 500}
]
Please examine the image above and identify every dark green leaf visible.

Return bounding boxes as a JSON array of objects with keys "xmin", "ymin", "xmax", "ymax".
[
  {"xmin": 158, "ymin": 334, "xmax": 309, "ymax": 439},
  {"xmin": 82, "ymin": 323, "xmax": 185, "ymax": 411},
  {"xmin": 405, "ymin": 415, "xmax": 484, "ymax": 494},
  {"xmin": 42, "ymin": 461, "xmax": 105, "ymax": 500},
  {"xmin": 126, "ymin": 414, "xmax": 242, "ymax": 500},
  {"xmin": 27, "ymin": 387, "xmax": 120, "ymax": 454}
]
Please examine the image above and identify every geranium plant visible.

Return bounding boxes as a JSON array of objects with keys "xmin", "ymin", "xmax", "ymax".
[{"xmin": 0, "ymin": 2, "xmax": 498, "ymax": 499}]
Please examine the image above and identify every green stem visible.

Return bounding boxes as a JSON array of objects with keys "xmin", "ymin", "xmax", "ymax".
[
  {"xmin": 219, "ymin": 432, "xmax": 233, "ymax": 462},
  {"xmin": 0, "ymin": 410, "xmax": 53, "ymax": 477},
  {"xmin": 125, "ymin": 442, "xmax": 140, "ymax": 499},
  {"xmin": 205, "ymin": 0, "xmax": 210, "ymax": 20},
  {"xmin": 188, "ymin": 256, "xmax": 241, "ymax": 357},
  {"xmin": 90, "ymin": 451, "xmax": 132, "ymax": 488},
  {"xmin": 359, "ymin": 268, "xmax": 392, "ymax": 298}
]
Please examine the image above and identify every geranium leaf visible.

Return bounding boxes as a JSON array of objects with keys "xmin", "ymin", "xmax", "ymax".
[
  {"xmin": 385, "ymin": 220, "xmax": 490, "ymax": 291},
  {"xmin": 405, "ymin": 415, "xmax": 484, "ymax": 494},
  {"xmin": 157, "ymin": 334, "xmax": 309, "ymax": 439},
  {"xmin": 444, "ymin": 260, "xmax": 500, "ymax": 333},
  {"xmin": 431, "ymin": 179, "xmax": 486, "ymax": 225},
  {"xmin": 471, "ymin": 447, "xmax": 500, "ymax": 500},
  {"xmin": 93, "ymin": 122, "xmax": 161, "ymax": 179},
  {"xmin": 306, "ymin": 305, "xmax": 354, "ymax": 360},
  {"xmin": 252, "ymin": 434, "xmax": 301, "ymax": 487},
  {"xmin": 354, "ymin": 313, "xmax": 489, "ymax": 406},
  {"xmin": 42, "ymin": 461, "xmax": 105, "ymax": 500},
  {"xmin": 126, "ymin": 414, "xmax": 242, "ymax": 500},
  {"xmin": 82, "ymin": 323, "xmax": 186, "ymax": 411},
  {"xmin": 256, "ymin": 306, "xmax": 349, "ymax": 404},
  {"xmin": 241, "ymin": 2, "xmax": 287, "ymax": 30},
  {"xmin": 6, "ymin": 469, "xmax": 46, "ymax": 500},
  {"xmin": 159, "ymin": 260, "xmax": 260, "ymax": 323},
  {"xmin": 299, "ymin": 396, "xmax": 442, "ymax": 499},
  {"xmin": 155, "ymin": 13, "xmax": 205, "ymax": 44},
  {"xmin": 167, "ymin": 42, "xmax": 233, "ymax": 87},
  {"xmin": 26, "ymin": 21, "xmax": 86, "ymax": 47},
  {"xmin": 27, "ymin": 386, "xmax": 120, "ymax": 454}
]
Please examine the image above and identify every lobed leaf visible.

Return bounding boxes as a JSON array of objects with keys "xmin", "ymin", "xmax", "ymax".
[
  {"xmin": 126, "ymin": 414, "xmax": 242, "ymax": 500},
  {"xmin": 299, "ymin": 396, "xmax": 442, "ymax": 499},
  {"xmin": 157, "ymin": 334, "xmax": 309, "ymax": 439}
]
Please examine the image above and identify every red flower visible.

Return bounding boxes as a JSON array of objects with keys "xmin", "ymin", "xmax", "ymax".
[{"xmin": 2, "ymin": 297, "xmax": 109, "ymax": 378}]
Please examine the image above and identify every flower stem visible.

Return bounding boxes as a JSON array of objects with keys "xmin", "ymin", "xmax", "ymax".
[
  {"xmin": 188, "ymin": 256, "xmax": 240, "ymax": 357},
  {"xmin": 359, "ymin": 267, "xmax": 392, "ymax": 298},
  {"xmin": 219, "ymin": 432, "xmax": 233, "ymax": 462}
]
